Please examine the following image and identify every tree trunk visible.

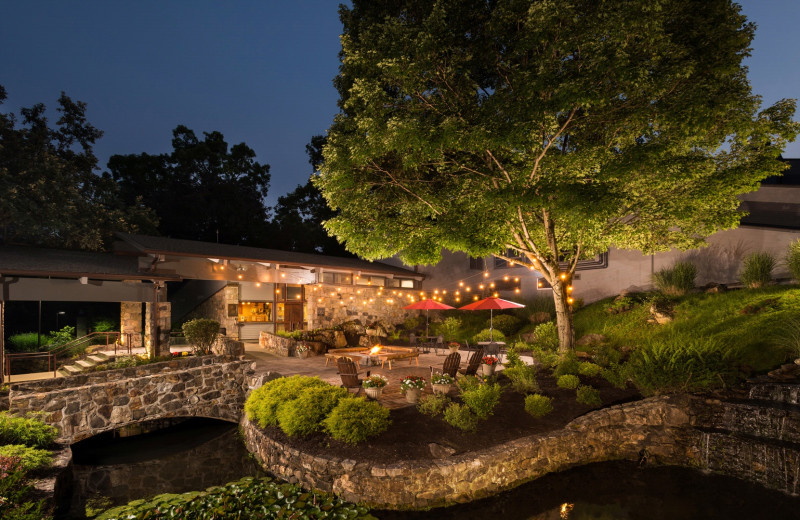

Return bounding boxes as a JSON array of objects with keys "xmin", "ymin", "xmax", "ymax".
[{"xmin": 551, "ymin": 278, "xmax": 575, "ymax": 356}]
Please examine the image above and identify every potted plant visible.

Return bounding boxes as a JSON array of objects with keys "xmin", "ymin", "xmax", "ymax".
[
  {"xmin": 295, "ymin": 343, "xmax": 310, "ymax": 359},
  {"xmin": 362, "ymin": 374, "xmax": 388, "ymax": 399},
  {"xmin": 400, "ymin": 375, "xmax": 426, "ymax": 403},
  {"xmin": 481, "ymin": 355, "xmax": 499, "ymax": 376},
  {"xmin": 447, "ymin": 341, "xmax": 460, "ymax": 354},
  {"xmin": 431, "ymin": 372, "xmax": 455, "ymax": 394}
]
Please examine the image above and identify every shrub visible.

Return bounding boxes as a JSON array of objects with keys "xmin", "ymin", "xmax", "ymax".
[
  {"xmin": 593, "ymin": 344, "xmax": 623, "ymax": 367},
  {"xmin": 504, "ymin": 341, "xmax": 528, "ymax": 369},
  {"xmin": 576, "ymin": 385, "xmax": 602, "ymax": 407},
  {"xmin": 552, "ymin": 352, "xmax": 580, "ymax": 378},
  {"xmin": 532, "ymin": 321, "xmax": 559, "ymax": 350},
  {"xmin": 740, "ymin": 252, "xmax": 775, "ymax": 289},
  {"xmin": 276, "ymin": 385, "xmax": 349, "ymax": 437},
  {"xmin": 524, "ymin": 394, "xmax": 554, "ymax": 418},
  {"xmin": 653, "ymin": 261, "xmax": 697, "ymax": 296},
  {"xmin": 456, "ymin": 375, "xmax": 483, "ymax": 393},
  {"xmin": 473, "ymin": 328, "xmax": 506, "ymax": 343},
  {"xmin": 0, "ymin": 413, "xmax": 58, "ymax": 448},
  {"xmin": 504, "ymin": 364, "xmax": 540, "ymax": 394},
  {"xmin": 244, "ymin": 376, "xmax": 329, "ymax": 428},
  {"xmin": 490, "ymin": 314, "xmax": 522, "ymax": 336},
  {"xmin": 460, "ymin": 382, "xmax": 502, "ymax": 419},
  {"xmin": 181, "ymin": 319, "xmax": 220, "ymax": 355},
  {"xmin": 578, "ymin": 362, "xmax": 603, "ymax": 378},
  {"xmin": 0, "ymin": 445, "xmax": 52, "ymax": 472},
  {"xmin": 530, "ymin": 345, "xmax": 559, "ymax": 368},
  {"xmin": 787, "ymin": 239, "xmax": 800, "ymax": 282},
  {"xmin": 91, "ymin": 318, "xmax": 117, "ymax": 333},
  {"xmin": 443, "ymin": 403, "xmax": 479, "ymax": 432},
  {"xmin": 6, "ymin": 333, "xmax": 44, "ymax": 352},
  {"xmin": 624, "ymin": 338, "xmax": 741, "ymax": 396},
  {"xmin": 436, "ymin": 316, "xmax": 462, "ymax": 341},
  {"xmin": 417, "ymin": 393, "xmax": 451, "ymax": 417},
  {"xmin": 601, "ymin": 363, "xmax": 628, "ymax": 389},
  {"xmin": 0, "ymin": 456, "xmax": 47, "ymax": 520},
  {"xmin": 47, "ymin": 325, "xmax": 75, "ymax": 348},
  {"xmin": 95, "ymin": 476, "xmax": 374, "ymax": 520},
  {"xmin": 323, "ymin": 398, "xmax": 391, "ymax": 445},
  {"xmin": 556, "ymin": 374, "xmax": 580, "ymax": 389}
]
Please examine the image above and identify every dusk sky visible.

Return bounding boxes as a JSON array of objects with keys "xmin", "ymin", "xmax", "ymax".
[{"xmin": 2, "ymin": 1, "xmax": 798, "ymax": 206}]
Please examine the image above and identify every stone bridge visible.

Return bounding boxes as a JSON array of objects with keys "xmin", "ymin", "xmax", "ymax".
[{"xmin": 6, "ymin": 356, "xmax": 255, "ymax": 443}]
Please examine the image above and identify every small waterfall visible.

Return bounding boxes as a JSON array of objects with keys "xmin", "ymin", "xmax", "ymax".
[
  {"xmin": 748, "ymin": 383, "xmax": 800, "ymax": 405},
  {"xmin": 703, "ymin": 432, "xmax": 711, "ymax": 471}
]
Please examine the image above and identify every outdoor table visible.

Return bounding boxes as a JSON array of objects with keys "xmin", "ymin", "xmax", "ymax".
[{"xmin": 477, "ymin": 341, "xmax": 506, "ymax": 360}]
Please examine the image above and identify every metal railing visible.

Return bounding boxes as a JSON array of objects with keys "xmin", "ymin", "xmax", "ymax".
[{"xmin": 3, "ymin": 331, "xmax": 132, "ymax": 381}]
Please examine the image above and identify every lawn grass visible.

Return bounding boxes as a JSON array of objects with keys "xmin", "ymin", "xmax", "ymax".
[{"xmin": 573, "ymin": 285, "xmax": 800, "ymax": 372}]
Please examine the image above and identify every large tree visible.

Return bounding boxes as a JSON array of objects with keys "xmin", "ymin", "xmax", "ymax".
[
  {"xmin": 110, "ymin": 126, "xmax": 271, "ymax": 245},
  {"xmin": 315, "ymin": 0, "xmax": 799, "ymax": 353},
  {"xmin": 270, "ymin": 135, "xmax": 351, "ymax": 255},
  {"xmin": 0, "ymin": 85, "xmax": 156, "ymax": 250}
]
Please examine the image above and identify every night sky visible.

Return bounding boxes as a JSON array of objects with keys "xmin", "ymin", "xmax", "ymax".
[{"xmin": 1, "ymin": 1, "xmax": 798, "ymax": 206}]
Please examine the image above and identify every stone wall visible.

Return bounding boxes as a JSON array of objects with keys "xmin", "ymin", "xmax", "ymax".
[
  {"xmin": 184, "ymin": 285, "xmax": 240, "ymax": 339},
  {"xmin": 145, "ymin": 301, "xmax": 171, "ymax": 357},
  {"xmin": 307, "ymin": 284, "xmax": 414, "ymax": 330},
  {"xmin": 242, "ymin": 392, "xmax": 800, "ymax": 509},
  {"xmin": 259, "ymin": 331, "xmax": 295, "ymax": 357},
  {"xmin": 8, "ymin": 357, "xmax": 254, "ymax": 443},
  {"xmin": 120, "ymin": 301, "xmax": 143, "ymax": 349}
]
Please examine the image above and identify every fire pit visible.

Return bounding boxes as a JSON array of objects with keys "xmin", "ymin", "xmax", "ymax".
[{"xmin": 324, "ymin": 345, "xmax": 420, "ymax": 370}]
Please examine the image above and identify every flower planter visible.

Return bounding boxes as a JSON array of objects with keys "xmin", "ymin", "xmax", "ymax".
[
  {"xmin": 482, "ymin": 363, "xmax": 496, "ymax": 376},
  {"xmin": 365, "ymin": 387, "xmax": 383, "ymax": 400},
  {"xmin": 432, "ymin": 383, "xmax": 451, "ymax": 394},
  {"xmin": 448, "ymin": 346, "xmax": 460, "ymax": 354},
  {"xmin": 404, "ymin": 388, "xmax": 421, "ymax": 403}
]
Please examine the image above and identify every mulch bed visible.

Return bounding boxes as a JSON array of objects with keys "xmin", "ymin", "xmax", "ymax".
[{"xmin": 257, "ymin": 370, "xmax": 642, "ymax": 464}]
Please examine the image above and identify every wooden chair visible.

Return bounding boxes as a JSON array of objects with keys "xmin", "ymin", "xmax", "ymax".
[
  {"xmin": 337, "ymin": 358, "xmax": 369, "ymax": 395},
  {"xmin": 459, "ymin": 347, "xmax": 484, "ymax": 376},
  {"xmin": 431, "ymin": 352, "xmax": 461, "ymax": 379}
]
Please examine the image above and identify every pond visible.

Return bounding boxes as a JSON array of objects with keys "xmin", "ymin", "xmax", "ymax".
[
  {"xmin": 376, "ymin": 460, "xmax": 800, "ymax": 520},
  {"xmin": 61, "ymin": 417, "xmax": 262, "ymax": 519}
]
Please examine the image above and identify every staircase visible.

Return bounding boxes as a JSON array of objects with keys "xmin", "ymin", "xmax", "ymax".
[{"xmin": 57, "ymin": 352, "xmax": 115, "ymax": 377}]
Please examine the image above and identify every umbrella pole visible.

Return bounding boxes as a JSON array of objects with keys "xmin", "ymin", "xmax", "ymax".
[
  {"xmin": 426, "ymin": 309, "xmax": 429, "ymax": 338},
  {"xmin": 490, "ymin": 309, "xmax": 493, "ymax": 342}
]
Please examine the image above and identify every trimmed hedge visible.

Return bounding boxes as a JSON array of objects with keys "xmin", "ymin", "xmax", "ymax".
[{"xmin": 323, "ymin": 398, "xmax": 391, "ymax": 445}]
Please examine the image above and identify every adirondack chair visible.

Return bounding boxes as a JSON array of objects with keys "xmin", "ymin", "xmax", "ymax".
[
  {"xmin": 431, "ymin": 352, "xmax": 461, "ymax": 379},
  {"xmin": 337, "ymin": 358, "xmax": 369, "ymax": 395},
  {"xmin": 459, "ymin": 347, "xmax": 484, "ymax": 376}
]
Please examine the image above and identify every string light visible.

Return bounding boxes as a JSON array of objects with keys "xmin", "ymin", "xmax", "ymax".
[{"xmin": 459, "ymin": 281, "xmax": 464, "ymax": 287}]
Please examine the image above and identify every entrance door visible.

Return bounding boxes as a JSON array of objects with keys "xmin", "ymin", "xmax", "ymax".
[{"xmin": 284, "ymin": 303, "xmax": 304, "ymax": 331}]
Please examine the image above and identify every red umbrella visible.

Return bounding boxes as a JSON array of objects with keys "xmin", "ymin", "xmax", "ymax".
[
  {"xmin": 459, "ymin": 297, "xmax": 525, "ymax": 342},
  {"xmin": 403, "ymin": 299, "xmax": 455, "ymax": 337}
]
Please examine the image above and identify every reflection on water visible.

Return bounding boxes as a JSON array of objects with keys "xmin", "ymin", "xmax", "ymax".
[
  {"xmin": 64, "ymin": 418, "xmax": 261, "ymax": 519},
  {"xmin": 377, "ymin": 461, "xmax": 800, "ymax": 520}
]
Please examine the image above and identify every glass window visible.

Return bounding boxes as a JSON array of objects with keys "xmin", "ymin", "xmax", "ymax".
[
  {"xmin": 321, "ymin": 272, "xmax": 352, "ymax": 285},
  {"xmin": 286, "ymin": 285, "xmax": 303, "ymax": 301},
  {"xmin": 469, "ymin": 257, "xmax": 485, "ymax": 270},
  {"xmin": 238, "ymin": 302, "xmax": 273, "ymax": 322},
  {"xmin": 355, "ymin": 275, "xmax": 385, "ymax": 286},
  {"xmin": 387, "ymin": 278, "xmax": 416, "ymax": 289}
]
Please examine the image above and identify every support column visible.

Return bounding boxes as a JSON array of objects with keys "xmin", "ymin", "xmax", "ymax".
[
  {"xmin": 1, "ymin": 300, "xmax": 4, "ymax": 385},
  {"xmin": 120, "ymin": 302, "xmax": 144, "ymax": 349},
  {"xmin": 144, "ymin": 283, "xmax": 171, "ymax": 358}
]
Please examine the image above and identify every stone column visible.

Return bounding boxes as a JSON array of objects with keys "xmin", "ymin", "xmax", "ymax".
[
  {"xmin": 0, "ymin": 300, "xmax": 4, "ymax": 385},
  {"xmin": 121, "ymin": 302, "xmax": 144, "ymax": 349},
  {"xmin": 224, "ymin": 285, "xmax": 240, "ymax": 339},
  {"xmin": 145, "ymin": 301, "xmax": 171, "ymax": 358}
]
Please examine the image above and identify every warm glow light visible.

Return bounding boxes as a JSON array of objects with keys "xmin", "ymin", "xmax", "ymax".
[
  {"xmin": 479, "ymin": 284, "xmax": 485, "ymax": 290},
  {"xmin": 529, "ymin": 266, "xmax": 535, "ymax": 271},
  {"xmin": 515, "ymin": 288, "xmax": 521, "ymax": 293},
  {"xmin": 568, "ymin": 297, "xmax": 574, "ymax": 304},
  {"xmin": 459, "ymin": 281, "xmax": 464, "ymax": 287},
  {"xmin": 489, "ymin": 282, "xmax": 495, "ymax": 288},
  {"xmin": 237, "ymin": 274, "xmax": 243, "ymax": 279},
  {"xmin": 370, "ymin": 346, "xmax": 382, "ymax": 355},
  {"xmin": 256, "ymin": 282, "xmax": 261, "ymax": 287},
  {"xmin": 281, "ymin": 273, "xmax": 286, "ymax": 278},
  {"xmin": 560, "ymin": 503, "xmax": 573, "ymax": 519},
  {"xmin": 509, "ymin": 261, "xmax": 515, "ymax": 266},
  {"xmin": 357, "ymin": 290, "xmax": 362, "ymax": 294},
  {"xmin": 493, "ymin": 292, "xmax": 499, "ymax": 297},
  {"xmin": 514, "ymin": 277, "xmax": 519, "ymax": 282},
  {"xmin": 503, "ymin": 275, "xmax": 509, "ymax": 281},
  {"xmin": 466, "ymin": 287, "xmax": 471, "ymax": 292},
  {"xmin": 483, "ymin": 271, "xmax": 489, "ymax": 278},
  {"xmin": 560, "ymin": 273, "xmax": 567, "ymax": 281},
  {"xmin": 276, "ymin": 289, "xmax": 281, "ymax": 294},
  {"xmin": 455, "ymin": 297, "xmax": 460, "ymax": 302},
  {"xmin": 455, "ymin": 290, "xmax": 460, "ymax": 295},
  {"xmin": 317, "ymin": 298, "xmax": 322, "ymax": 302},
  {"xmin": 434, "ymin": 289, "xmax": 439, "ymax": 294},
  {"xmin": 567, "ymin": 285, "xmax": 573, "ymax": 293},
  {"xmin": 473, "ymin": 295, "xmax": 479, "ymax": 300}
]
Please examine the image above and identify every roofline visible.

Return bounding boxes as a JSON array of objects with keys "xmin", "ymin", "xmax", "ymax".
[{"xmin": 0, "ymin": 270, "xmax": 180, "ymax": 282}]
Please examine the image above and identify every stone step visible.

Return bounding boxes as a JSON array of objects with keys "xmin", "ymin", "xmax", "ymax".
[
  {"xmin": 75, "ymin": 359, "xmax": 96, "ymax": 369},
  {"xmin": 88, "ymin": 352, "xmax": 113, "ymax": 363},
  {"xmin": 58, "ymin": 365, "xmax": 82, "ymax": 376}
]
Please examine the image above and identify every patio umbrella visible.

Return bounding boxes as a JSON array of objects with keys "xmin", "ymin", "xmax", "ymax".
[
  {"xmin": 403, "ymin": 299, "xmax": 455, "ymax": 337},
  {"xmin": 458, "ymin": 297, "xmax": 525, "ymax": 342}
]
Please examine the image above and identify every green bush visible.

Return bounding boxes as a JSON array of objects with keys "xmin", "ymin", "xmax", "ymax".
[
  {"xmin": 91, "ymin": 318, "xmax": 117, "ymax": 333},
  {"xmin": 524, "ymin": 394, "xmax": 554, "ymax": 418},
  {"xmin": 787, "ymin": 239, "xmax": 800, "ymax": 282},
  {"xmin": 473, "ymin": 328, "xmax": 505, "ymax": 343},
  {"xmin": 460, "ymin": 382, "xmax": 502, "ymax": 419},
  {"xmin": 276, "ymin": 385, "xmax": 349, "ymax": 437},
  {"xmin": 181, "ymin": 318, "xmax": 220, "ymax": 355},
  {"xmin": 96, "ymin": 476, "xmax": 375, "ymax": 520},
  {"xmin": 578, "ymin": 362, "xmax": 603, "ymax": 378},
  {"xmin": 0, "ymin": 413, "xmax": 58, "ymax": 448},
  {"xmin": 593, "ymin": 343, "xmax": 623, "ymax": 367},
  {"xmin": 245, "ymin": 376, "xmax": 329, "ymax": 428},
  {"xmin": 443, "ymin": 403, "xmax": 479, "ymax": 432},
  {"xmin": 0, "ymin": 456, "xmax": 48, "ymax": 520},
  {"xmin": 530, "ymin": 345, "xmax": 559, "ymax": 368},
  {"xmin": 552, "ymin": 352, "xmax": 580, "ymax": 378},
  {"xmin": 456, "ymin": 375, "xmax": 483, "ymax": 393},
  {"xmin": 601, "ymin": 363, "xmax": 628, "ymax": 389},
  {"xmin": 504, "ymin": 341, "xmax": 528, "ymax": 369},
  {"xmin": 653, "ymin": 261, "xmax": 697, "ymax": 296},
  {"xmin": 323, "ymin": 398, "xmax": 391, "ymax": 445},
  {"xmin": 0, "ymin": 445, "xmax": 52, "ymax": 472},
  {"xmin": 504, "ymin": 364, "xmax": 540, "ymax": 394},
  {"xmin": 490, "ymin": 314, "xmax": 522, "ymax": 336},
  {"xmin": 740, "ymin": 252, "xmax": 775, "ymax": 289},
  {"xmin": 417, "ymin": 393, "xmax": 451, "ymax": 417},
  {"xmin": 624, "ymin": 338, "xmax": 741, "ymax": 396},
  {"xmin": 576, "ymin": 385, "xmax": 602, "ymax": 407},
  {"xmin": 436, "ymin": 316, "xmax": 462, "ymax": 341},
  {"xmin": 556, "ymin": 374, "xmax": 580, "ymax": 389},
  {"xmin": 47, "ymin": 326, "xmax": 75, "ymax": 348},
  {"xmin": 532, "ymin": 321, "xmax": 559, "ymax": 350},
  {"xmin": 6, "ymin": 333, "xmax": 44, "ymax": 352}
]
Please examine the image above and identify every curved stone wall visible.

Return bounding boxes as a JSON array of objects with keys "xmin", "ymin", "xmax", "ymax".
[
  {"xmin": 8, "ymin": 356, "xmax": 254, "ymax": 443},
  {"xmin": 242, "ymin": 391, "xmax": 800, "ymax": 509}
]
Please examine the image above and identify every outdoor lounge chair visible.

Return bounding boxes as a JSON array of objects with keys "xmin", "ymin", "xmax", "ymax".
[
  {"xmin": 459, "ymin": 347, "xmax": 484, "ymax": 376},
  {"xmin": 431, "ymin": 352, "xmax": 461, "ymax": 379},
  {"xmin": 337, "ymin": 358, "xmax": 369, "ymax": 395}
]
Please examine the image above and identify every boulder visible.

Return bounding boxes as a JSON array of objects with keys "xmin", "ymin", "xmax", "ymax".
[
  {"xmin": 333, "ymin": 330, "xmax": 348, "ymax": 348},
  {"xmin": 529, "ymin": 312, "xmax": 552, "ymax": 325},
  {"xmin": 576, "ymin": 334, "xmax": 607, "ymax": 347},
  {"xmin": 704, "ymin": 282, "xmax": 728, "ymax": 294}
]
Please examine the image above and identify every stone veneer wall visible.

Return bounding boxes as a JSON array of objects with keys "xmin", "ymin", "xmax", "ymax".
[
  {"xmin": 242, "ymin": 393, "xmax": 800, "ymax": 509},
  {"xmin": 259, "ymin": 332, "xmax": 295, "ymax": 357},
  {"xmin": 120, "ymin": 301, "xmax": 144, "ymax": 348},
  {"xmin": 307, "ymin": 284, "xmax": 414, "ymax": 329},
  {"xmin": 184, "ymin": 285, "xmax": 240, "ymax": 339},
  {"xmin": 8, "ymin": 357, "xmax": 253, "ymax": 443},
  {"xmin": 145, "ymin": 301, "xmax": 171, "ymax": 357}
]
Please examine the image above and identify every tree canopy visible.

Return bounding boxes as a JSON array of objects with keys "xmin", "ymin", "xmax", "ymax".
[
  {"xmin": 110, "ymin": 126, "xmax": 271, "ymax": 246},
  {"xmin": 316, "ymin": 0, "xmax": 799, "ymax": 352},
  {"xmin": 0, "ymin": 85, "xmax": 156, "ymax": 250}
]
